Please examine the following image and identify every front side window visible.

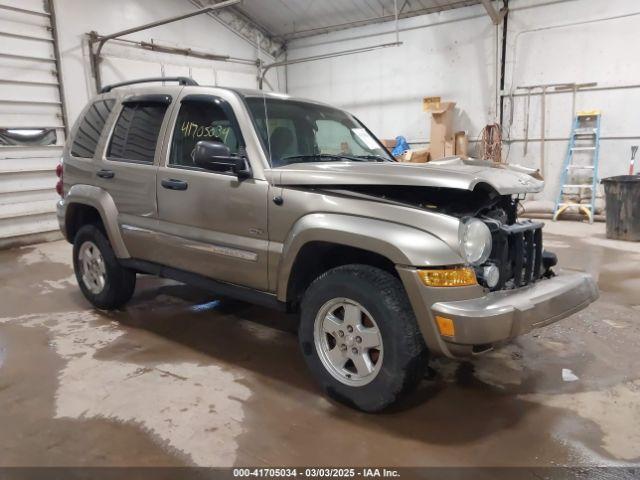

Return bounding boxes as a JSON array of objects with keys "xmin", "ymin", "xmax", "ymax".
[
  {"xmin": 245, "ymin": 97, "xmax": 392, "ymax": 167},
  {"xmin": 169, "ymin": 98, "xmax": 242, "ymax": 171},
  {"xmin": 71, "ymin": 99, "xmax": 115, "ymax": 158},
  {"xmin": 107, "ymin": 101, "xmax": 168, "ymax": 163}
]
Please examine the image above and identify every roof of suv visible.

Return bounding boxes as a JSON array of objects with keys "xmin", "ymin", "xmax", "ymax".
[
  {"xmin": 98, "ymin": 77, "xmax": 332, "ymax": 108},
  {"xmin": 227, "ymin": 88, "xmax": 333, "ymax": 107}
]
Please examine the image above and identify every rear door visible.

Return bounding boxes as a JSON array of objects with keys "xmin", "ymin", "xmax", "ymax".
[
  {"xmin": 97, "ymin": 93, "xmax": 173, "ymax": 261},
  {"xmin": 154, "ymin": 91, "xmax": 269, "ymax": 290}
]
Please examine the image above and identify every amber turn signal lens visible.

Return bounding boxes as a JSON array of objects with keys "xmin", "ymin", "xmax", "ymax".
[
  {"xmin": 418, "ymin": 267, "xmax": 477, "ymax": 287},
  {"xmin": 435, "ymin": 316, "xmax": 455, "ymax": 337}
]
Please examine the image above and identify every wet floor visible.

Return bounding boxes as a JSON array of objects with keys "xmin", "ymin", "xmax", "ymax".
[{"xmin": 0, "ymin": 221, "xmax": 639, "ymax": 467}]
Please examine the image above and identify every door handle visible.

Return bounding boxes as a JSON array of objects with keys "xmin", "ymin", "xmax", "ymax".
[
  {"xmin": 96, "ymin": 169, "xmax": 115, "ymax": 179},
  {"xmin": 161, "ymin": 179, "xmax": 188, "ymax": 191}
]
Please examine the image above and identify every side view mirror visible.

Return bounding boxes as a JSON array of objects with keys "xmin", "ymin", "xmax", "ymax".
[{"xmin": 194, "ymin": 141, "xmax": 251, "ymax": 179}]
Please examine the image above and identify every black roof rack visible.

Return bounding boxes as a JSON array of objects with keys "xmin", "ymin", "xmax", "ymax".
[{"xmin": 100, "ymin": 76, "xmax": 198, "ymax": 94}]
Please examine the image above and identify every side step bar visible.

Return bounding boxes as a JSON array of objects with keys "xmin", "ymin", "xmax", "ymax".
[{"xmin": 119, "ymin": 258, "xmax": 286, "ymax": 311}]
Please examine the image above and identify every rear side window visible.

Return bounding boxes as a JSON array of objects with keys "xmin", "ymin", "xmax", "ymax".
[
  {"xmin": 70, "ymin": 99, "xmax": 115, "ymax": 158},
  {"xmin": 107, "ymin": 101, "xmax": 169, "ymax": 164}
]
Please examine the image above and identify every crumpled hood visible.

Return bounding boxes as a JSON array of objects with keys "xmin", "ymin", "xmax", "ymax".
[{"xmin": 272, "ymin": 156, "xmax": 543, "ymax": 195}]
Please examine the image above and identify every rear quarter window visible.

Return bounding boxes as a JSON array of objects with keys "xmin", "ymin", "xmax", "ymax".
[{"xmin": 70, "ymin": 99, "xmax": 115, "ymax": 158}]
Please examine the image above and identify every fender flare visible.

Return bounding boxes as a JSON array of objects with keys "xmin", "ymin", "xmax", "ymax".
[
  {"xmin": 64, "ymin": 184, "xmax": 130, "ymax": 258},
  {"xmin": 276, "ymin": 213, "xmax": 462, "ymax": 301}
]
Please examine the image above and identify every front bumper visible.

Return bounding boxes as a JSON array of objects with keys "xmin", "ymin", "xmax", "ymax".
[
  {"xmin": 397, "ymin": 268, "xmax": 598, "ymax": 359},
  {"xmin": 432, "ymin": 270, "xmax": 598, "ymax": 344}
]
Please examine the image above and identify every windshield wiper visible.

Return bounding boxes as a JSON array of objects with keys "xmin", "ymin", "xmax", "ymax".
[
  {"xmin": 280, "ymin": 154, "xmax": 372, "ymax": 163},
  {"xmin": 351, "ymin": 154, "xmax": 391, "ymax": 162}
]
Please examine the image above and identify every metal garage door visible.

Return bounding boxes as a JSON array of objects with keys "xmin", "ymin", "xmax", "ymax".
[{"xmin": 0, "ymin": 0, "xmax": 67, "ymax": 248}]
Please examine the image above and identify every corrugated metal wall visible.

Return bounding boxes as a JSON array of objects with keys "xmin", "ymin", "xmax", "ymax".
[{"xmin": 0, "ymin": 0, "xmax": 66, "ymax": 248}]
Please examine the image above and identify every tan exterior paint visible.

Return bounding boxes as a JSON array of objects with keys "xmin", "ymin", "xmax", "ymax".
[
  {"xmin": 273, "ymin": 159, "xmax": 544, "ymax": 195},
  {"xmin": 58, "ymin": 85, "xmax": 598, "ymax": 359},
  {"xmin": 60, "ymin": 185, "xmax": 130, "ymax": 258},
  {"xmin": 274, "ymin": 212, "xmax": 462, "ymax": 302}
]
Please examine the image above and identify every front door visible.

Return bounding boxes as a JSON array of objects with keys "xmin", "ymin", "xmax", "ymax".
[{"xmin": 154, "ymin": 92, "xmax": 269, "ymax": 291}]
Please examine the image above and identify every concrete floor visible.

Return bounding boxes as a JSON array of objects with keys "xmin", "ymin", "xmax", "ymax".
[{"xmin": 0, "ymin": 220, "xmax": 639, "ymax": 467}]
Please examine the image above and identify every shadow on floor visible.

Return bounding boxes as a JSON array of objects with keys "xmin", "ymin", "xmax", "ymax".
[{"xmin": 94, "ymin": 276, "xmax": 553, "ymax": 451}]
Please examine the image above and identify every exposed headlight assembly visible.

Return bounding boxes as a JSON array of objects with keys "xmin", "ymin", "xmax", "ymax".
[{"xmin": 458, "ymin": 218, "xmax": 492, "ymax": 265}]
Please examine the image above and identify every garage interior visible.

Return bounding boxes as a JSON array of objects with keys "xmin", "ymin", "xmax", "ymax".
[{"xmin": 1, "ymin": 0, "xmax": 639, "ymax": 473}]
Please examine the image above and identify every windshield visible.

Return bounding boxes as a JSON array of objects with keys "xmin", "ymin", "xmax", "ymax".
[{"xmin": 245, "ymin": 97, "xmax": 394, "ymax": 168}]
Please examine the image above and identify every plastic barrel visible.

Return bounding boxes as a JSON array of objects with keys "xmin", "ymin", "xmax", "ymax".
[{"xmin": 601, "ymin": 175, "xmax": 640, "ymax": 241}]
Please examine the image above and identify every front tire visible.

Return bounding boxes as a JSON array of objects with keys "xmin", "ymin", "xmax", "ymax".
[
  {"xmin": 299, "ymin": 264, "xmax": 427, "ymax": 412},
  {"xmin": 73, "ymin": 224, "xmax": 136, "ymax": 310}
]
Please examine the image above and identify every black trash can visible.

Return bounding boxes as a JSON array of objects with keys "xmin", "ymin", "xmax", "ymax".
[{"xmin": 601, "ymin": 175, "xmax": 640, "ymax": 241}]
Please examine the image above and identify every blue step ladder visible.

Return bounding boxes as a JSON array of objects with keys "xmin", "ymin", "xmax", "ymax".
[{"xmin": 553, "ymin": 110, "xmax": 601, "ymax": 224}]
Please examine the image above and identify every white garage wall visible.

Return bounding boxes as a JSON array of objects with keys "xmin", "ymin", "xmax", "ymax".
[
  {"xmin": 53, "ymin": 0, "xmax": 282, "ymax": 124},
  {"xmin": 286, "ymin": 3, "xmax": 497, "ymax": 147},
  {"xmin": 285, "ymin": 0, "xmax": 640, "ymax": 201},
  {"xmin": 0, "ymin": 0, "xmax": 66, "ymax": 247},
  {"xmin": 1, "ymin": 0, "xmax": 283, "ymax": 247},
  {"xmin": 503, "ymin": 0, "xmax": 640, "ymax": 201}
]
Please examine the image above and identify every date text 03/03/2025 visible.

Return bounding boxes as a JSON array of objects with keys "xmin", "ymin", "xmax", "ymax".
[{"xmin": 232, "ymin": 467, "xmax": 401, "ymax": 478}]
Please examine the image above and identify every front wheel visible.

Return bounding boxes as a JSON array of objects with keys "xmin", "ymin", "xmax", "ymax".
[{"xmin": 299, "ymin": 264, "xmax": 428, "ymax": 412}]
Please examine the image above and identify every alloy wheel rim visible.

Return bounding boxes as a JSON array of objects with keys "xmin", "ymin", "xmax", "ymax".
[
  {"xmin": 78, "ymin": 241, "xmax": 106, "ymax": 295},
  {"xmin": 313, "ymin": 297, "xmax": 384, "ymax": 387}
]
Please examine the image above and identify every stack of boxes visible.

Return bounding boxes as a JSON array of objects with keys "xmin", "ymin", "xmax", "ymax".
[
  {"xmin": 382, "ymin": 96, "xmax": 469, "ymax": 163},
  {"xmin": 380, "ymin": 139, "xmax": 430, "ymax": 163},
  {"xmin": 423, "ymin": 97, "xmax": 468, "ymax": 160}
]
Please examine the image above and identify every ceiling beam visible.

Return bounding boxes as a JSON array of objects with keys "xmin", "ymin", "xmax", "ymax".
[
  {"xmin": 88, "ymin": 0, "xmax": 241, "ymax": 91},
  {"xmin": 190, "ymin": 0, "xmax": 283, "ymax": 57},
  {"xmin": 480, "ymin": 0, "xmax": 507, "ymax": 25},
  {"xmin": 274, "ymin": 0, "xmax": 480, "ymax": 41},
  {"xmin": 94, "ymin": 0, "xmax": 240, "ymax": 57}
]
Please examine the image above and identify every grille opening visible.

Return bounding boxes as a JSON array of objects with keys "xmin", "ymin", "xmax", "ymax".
[{"xmin": 481, "ymin": 220, "xmax": 544, "ymax": 290}]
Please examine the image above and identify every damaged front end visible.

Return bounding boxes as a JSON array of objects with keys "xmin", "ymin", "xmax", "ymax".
[
  {"xmin": 481, "ymin": 218, "xmax": 557, "ymax": 291},
  {"xmin": 316, "ymin": 181, "xmax": 558, "ymax": 292},
  {"xmin": 271, "ymin": 158, "xmax": 597, "ymax": 358},
  {"xmin": 274, "ymin": 157, "xmax": 557, "ymax": 291}
]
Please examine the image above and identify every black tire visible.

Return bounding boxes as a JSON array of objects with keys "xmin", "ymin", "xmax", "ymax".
[
  {"xmin": 73, "ymin": 224, "xmax": 136, "ymax": 310},
  {"xmin": 299, "ymin": 264, "xmax": 428, "ymax": 412}
]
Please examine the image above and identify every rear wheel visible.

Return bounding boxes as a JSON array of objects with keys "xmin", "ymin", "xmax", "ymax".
[
  {"xmin": 73, "ymin": 224, "xmax": 136, "ymax": 310},
  {"xmin": 299, "ymin": 264, "xmax": 427, "ymax": 412}
]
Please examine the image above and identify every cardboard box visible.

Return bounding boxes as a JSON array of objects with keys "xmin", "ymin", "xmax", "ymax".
[
  {"xmin": 454, "ymin": 131, "xmax": 469, "ymax": 158},
  {"xmin": 399, "ymin": 148, "xmax": 430, "ymax": 163},
  {"xmin": 380, "ymin": 139, "xmax": 397, "ymax": 149},
  {"xmin": 444, "ymin": 138, "xmax": 455, "ymax": 157},
  {"xmin": 422, "ymin": 96, "xmax": 442, "ymax": 112},
  {"xmin": 425, "ymin": 101, "xmax": 456, "ymax": 160}
]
